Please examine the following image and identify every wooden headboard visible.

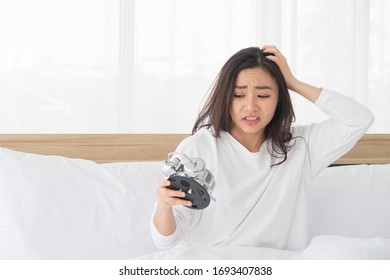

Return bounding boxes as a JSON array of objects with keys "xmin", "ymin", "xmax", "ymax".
[{"xmin": 0, "ymin": 134, "xmax": 389, "ymax": 164}]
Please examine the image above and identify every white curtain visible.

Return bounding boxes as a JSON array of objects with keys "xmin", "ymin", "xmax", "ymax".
[
  {"xmin": 0, "ymin": 0, "xmax": 120, "ymax": 132},
  {"xmin": 0, "ymin": 0, "xmax": 388, "ymax": 133}
]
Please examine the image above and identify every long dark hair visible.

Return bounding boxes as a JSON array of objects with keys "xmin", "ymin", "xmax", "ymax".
[{"xmin": 192, "ymin": 47, "xmax": 295, "ymax": 165}]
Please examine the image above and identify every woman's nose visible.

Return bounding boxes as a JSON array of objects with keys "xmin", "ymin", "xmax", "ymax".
[{"xmin": 245, "ymin": 95, "xmax": 259, "ymax": 111}]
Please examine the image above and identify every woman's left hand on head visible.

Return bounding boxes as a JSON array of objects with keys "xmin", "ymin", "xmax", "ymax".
[{"xmin": 261, "ymin": 45, "xmax": 298, "ymax": 90}]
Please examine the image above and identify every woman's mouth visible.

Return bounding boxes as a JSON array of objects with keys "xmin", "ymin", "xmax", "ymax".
[
  {"xmin": 244, "ymin": 116, "xmax": 259, "ymax": 121},
  {"xmin": 243, "ymin": 116, "xmax": 260, "ymax": 124}
]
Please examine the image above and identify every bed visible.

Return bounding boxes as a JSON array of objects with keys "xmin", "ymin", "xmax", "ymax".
[{"xmin": 0, "ymin": 134, "xmax": 389, "ymax": 260}]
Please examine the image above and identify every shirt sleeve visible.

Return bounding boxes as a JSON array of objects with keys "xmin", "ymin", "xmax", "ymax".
[
  {"xmin": 304, "ymin": 89, "xmax": 375, "ymax": 178},
  {"xmin": 150, "ymin": 136, "xmax": 204, "ymax": 249},
  {"xmin": 149, "ymin": 203, "xmax": 192, "ymax": 249}
]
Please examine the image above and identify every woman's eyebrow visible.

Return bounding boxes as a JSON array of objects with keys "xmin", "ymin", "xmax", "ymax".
[
  {"xmin": 234, "ymin": 85, "xmax": 273, "ymax": 90},
  {"xmin": 255, "ymin": 85, "xmax": 272, "ymax": 90}
]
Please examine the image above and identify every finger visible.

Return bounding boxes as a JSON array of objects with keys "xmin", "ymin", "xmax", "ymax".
[
  {"xmin": 171, "ymin": 198, "xmax": 192, "ymax": 207},
  {"xmin": 157, "ymin": 186, "xmax": 186, "ymax": 198},
  {"xmin": 261, "ymin": 45, "xmax": 279, "ymax": 52},
  {"xmin": 156, "ymin": 178, "xmax": 192, "ymax": 207},
  {"xmin": 261, "ymin": 45, "xmax": 277, "ymax": 51},
  {"xmin": 167, "ymin": 189, "xmax": 186, "ymax": 198},
  {"xmin": 156, "ymin": 179, "xmax": 171, "ymax": 194},
  {"xmin": 160, "ymin": 196, "xmax": 192, "ymax": 207},
  {"xmin": 263, "ymin": 53, "xmax": 279, "ymax": 62},
  {"xmin": 261, "ymin": 46, "xmax": 284, "ymax": 59},
  {"xmin": 159, "ymin": 178, "xmax": 171, "ymax": 187}
]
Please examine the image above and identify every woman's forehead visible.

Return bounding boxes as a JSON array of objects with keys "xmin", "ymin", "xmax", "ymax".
[{"xmin": 236, "ymin": 67, "xmax": 277, "ymax": 87}]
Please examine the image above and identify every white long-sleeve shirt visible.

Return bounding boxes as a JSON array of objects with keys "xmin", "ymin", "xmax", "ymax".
[{"xmin": 151, "ymin": 89, "xmax": 374, "ymax": 251}]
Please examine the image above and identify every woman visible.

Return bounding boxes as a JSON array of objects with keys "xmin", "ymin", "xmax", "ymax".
[{"xmin": 151, "ymin": 46, "xmax": 374, "ymax": 251}]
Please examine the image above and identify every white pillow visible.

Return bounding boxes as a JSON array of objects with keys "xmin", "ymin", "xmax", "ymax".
[
  {"xmin": 309, "ymin": 164, "xmax": 390, "ymax": 239},
  {"xmin": 0, "ymin": 147, "xmax": 163, "ymax": 259}
]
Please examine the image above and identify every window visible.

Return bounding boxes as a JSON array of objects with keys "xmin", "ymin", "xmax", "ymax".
[{"xmin": 0, "ymin": 0, "xmax": 388, "ymax": 133}]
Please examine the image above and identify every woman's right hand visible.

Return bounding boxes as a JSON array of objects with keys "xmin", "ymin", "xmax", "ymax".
[{"xmin": 156, "ymin": 179, "xmax": 192, "ymax": 208}]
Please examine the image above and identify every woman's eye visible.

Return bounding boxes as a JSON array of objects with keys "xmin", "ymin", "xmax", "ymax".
[
  {"xmin": 233, "ymin": 94, "xmax": 244, "ymax": 98},
  {"xmin": 258, "ymin": 95, "xmax": 270, "ymax": 99}
]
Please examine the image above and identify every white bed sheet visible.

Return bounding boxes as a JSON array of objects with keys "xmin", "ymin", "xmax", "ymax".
[
  {"xmin": 136, "ymin": 236, "xmax": 390, "ymax": 260},
  {"xmin": 135, "ymin": 245, "xmax": 298, "ymax": 260}
]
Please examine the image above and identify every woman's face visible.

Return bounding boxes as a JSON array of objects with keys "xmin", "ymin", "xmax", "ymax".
[{"xmin": 230, "ymin": 67, "xmax": 279, "ymax": 147}]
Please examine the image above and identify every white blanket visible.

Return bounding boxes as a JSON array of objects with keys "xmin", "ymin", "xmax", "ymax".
[{"xmin": 136, "ymin": 236, "xmax": 390, "ymax": 260}]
